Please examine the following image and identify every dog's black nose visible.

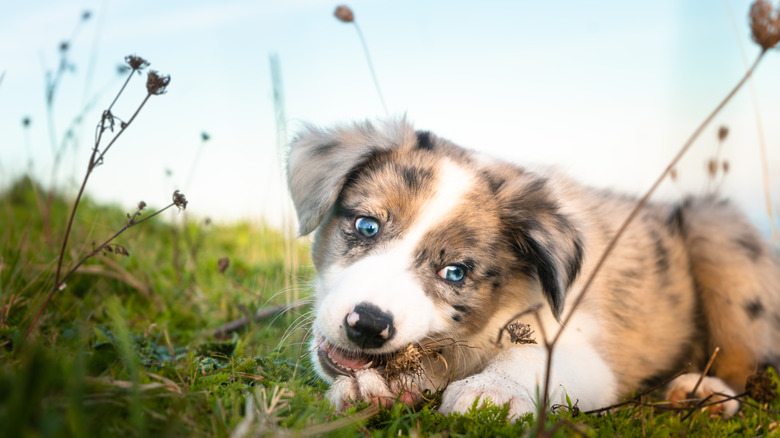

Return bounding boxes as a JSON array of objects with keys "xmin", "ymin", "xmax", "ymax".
[{"xmin": 344, "ymin": 303, "xmax": 395, "ymax": 349}]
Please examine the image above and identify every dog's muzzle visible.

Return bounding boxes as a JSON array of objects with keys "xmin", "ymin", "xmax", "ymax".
[
  {"xmin": 315, "ymin": 303, "xmax": 398, "ymax": 380},
  {"xmin": 344, "ymin": 302, "xmax": 395, "ymax": 349}
]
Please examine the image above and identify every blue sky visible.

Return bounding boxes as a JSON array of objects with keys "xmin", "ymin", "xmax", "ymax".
[{"xmin": 1, "ymin": 0, "xmax": 778, "ymax": 233}]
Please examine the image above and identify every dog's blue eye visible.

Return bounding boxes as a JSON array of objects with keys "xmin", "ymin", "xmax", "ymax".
[
  {"xmin": 438, "ymin": 265, "xmax": 465, "ymax": 283},
  {"xmin": 355, "ymin": 217, "xmax": 380, "ymax": 237}
]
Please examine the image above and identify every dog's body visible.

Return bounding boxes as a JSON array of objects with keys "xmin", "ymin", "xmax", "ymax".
[{"xmin": 287, "ymin": 119, "xmax": 780, "ymax": 419}]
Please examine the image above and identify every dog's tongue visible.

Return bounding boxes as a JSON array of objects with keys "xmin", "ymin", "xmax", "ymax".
[{"xmin": 326, "ymin": 343, "xmax": 372, "ymax": 370}]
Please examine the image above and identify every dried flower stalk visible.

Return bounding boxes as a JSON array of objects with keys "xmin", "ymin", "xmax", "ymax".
[
  {"xmin": 24, "ymin": 54, "xmax": 174, "ymax": 340},
  {"xmin": 333, "ymin": 4, "xmax": 388, "ymax": 116}
]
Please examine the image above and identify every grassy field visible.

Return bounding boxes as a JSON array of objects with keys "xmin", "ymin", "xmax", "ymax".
[{"xmin": 1, "ymin": 177, "xmax": 778, "ymax": 437}]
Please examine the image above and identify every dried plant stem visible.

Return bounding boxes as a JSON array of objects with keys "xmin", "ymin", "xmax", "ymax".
[
  {"xmin": 105, "ymin": 70, "xmax": 135, "ymax": 115},
  {"xmin": 25, "ymin": 65, "xmax": 158, "ymax": 340},
  {"xmin": 353, "ymin": 22, "xmax": 388, "ymax": 117},
  {"xmin": 738, "ymin": 397, "xmax": 780, "ymax": 414},
  {"xmin": 725, "ymin": 0, "xmax": 779, "ymax": 244},
  {"xmin": 583, "ymin": 369, "xmax": 688, "ymax": 415},
  {"xmin": 25, "ymin": 201, "xmax": 176, "ymax": 339},
  {"xmin": 43, "ymin": 15, "xmax": 91, "ymax": 230},
  {"xmin": 94, "ymin": 95, "xmax": 153, "ymax": 168},
  {"xmin": 690, "ymin": 347, "xmax": 720, "ymax": 399},
  {"xmin": 220, "ymin": 271, "xmax": 257, "ymax": 297},
  {"xmin": 269, "ymin": 53, "xmax": 300, "ymax": 306},
  {"xmin": 52, "ymin": 91, "xmax": 151, "ymax": 292},
  {"xmin": 535, "ymin": 49, "xmax": 767, "ymax": 435},
  {"xmin": 756, "ymin": 112, "xmax": 778, "ymax": 243},
  {"xmin": 212, "ymin": 300, "xmax": 309, "ymax": 338}
]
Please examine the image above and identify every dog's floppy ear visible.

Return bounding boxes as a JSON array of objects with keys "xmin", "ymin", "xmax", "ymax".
[
  {"xmin": 500, "ymin": 174, "xmax": 584, "ymax": 320},
  {"xmin": 287, "ymin": 119, "xmax": 416, "ymax": 235}
]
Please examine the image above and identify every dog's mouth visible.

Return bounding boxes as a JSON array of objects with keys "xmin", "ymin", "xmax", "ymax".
[{"xmin": 316, "ymin": 335, "xmax": 392, "ymax": 379}]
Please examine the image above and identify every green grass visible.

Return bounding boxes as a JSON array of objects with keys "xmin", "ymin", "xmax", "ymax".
[{"xmin": 1, "ymin": 177, "xmax": 778, "ymax": 437}]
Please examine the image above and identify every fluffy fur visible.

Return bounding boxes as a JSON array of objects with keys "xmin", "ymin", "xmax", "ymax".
[{"xmin": 287, "ymin": 118, "xmax": 780, "ymax": 420}]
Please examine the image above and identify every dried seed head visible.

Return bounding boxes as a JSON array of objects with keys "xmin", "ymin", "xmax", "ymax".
[
  {"xmin": 201, "ymin": 132, "xmax": 211, "ymax": 142},
  {"xmin": 124, "ymin": 54, "xmax": 149, "ymax": 72},
  {"xmin": 750, "ymin": 0, "xmax": 780, "ymax": 51},
  {"xmin": 707, "ymin": 159, "xmax": 718, "ymax": 177},
  {"xmin": 22, "ymin": 117, "xmax": 31, "ymax": 128},
  {"xmin": 82, "ymin": 10, "xmax": 91, "ymax": 21},
  {"xmin": 217, "ymin": 257, "xmax": 230, "ymax": 274},
  {"xmin": 745, "ymin": 370, "xmax": 778, "ymax": 403},
  {"xmin": 334, "ymin": 5, "xmax": 354, "ymax": 23},
  {"xmin": 137, "ymin": 200, "xmax": 147, "ymax": 211},
  {"xmin": 722, "ymin": 161, "xmax": 730, "ymax": 173},
  {"xmin": 718, "ymin": 125, "xmax": 729, "ymax": 142},
  {"xmin": 172, "ymin": 190, "xmax": 188, "ymax": 210},
  {"xmin": 59, "ymin": 41, "xmax": 69, "ymax": 52},
  {"xmin": 146, "ymin": 70, "xmax": 171, "ymax": 95},
  {"xmin": 506, "ymin": 322, "xmax": 537, "ymax": 345},
  {"xmin": 385, "ymin": 343, "xmax": 423, "ymax": 381}
]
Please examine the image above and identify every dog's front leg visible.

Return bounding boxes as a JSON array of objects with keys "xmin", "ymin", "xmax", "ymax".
[
  {"xmin": 439, "ymin": 342, "xmax": 618, "ymax": 421},
  {"xmin": 327, "ymin": 369, "xmax": 423, "ymax": 411}
]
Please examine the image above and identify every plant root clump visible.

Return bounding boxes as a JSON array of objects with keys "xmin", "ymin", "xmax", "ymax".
[{"xmin": 384, "ymin": 343, "xmax": 424, "ymax": 381}]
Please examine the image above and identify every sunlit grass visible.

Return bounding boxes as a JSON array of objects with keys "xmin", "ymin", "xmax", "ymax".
[{"xmin": 1, "ymin": 178, "xmax": 778, "ymax": 437}]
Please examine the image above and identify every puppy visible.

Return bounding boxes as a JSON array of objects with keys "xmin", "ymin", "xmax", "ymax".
[{"xmin": 286, "ymin": 118, "xmax": 780, "ymax": 419}]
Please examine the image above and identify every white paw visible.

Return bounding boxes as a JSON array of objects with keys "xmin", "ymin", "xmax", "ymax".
[
  {"xmin": 327, "ymin": 376, "xmax": 358, "ymax": 411},
  {"xmin": 439, "ymin": 372, "xmax": 536, "ymax": 421},
  {"xmin": 326, "ymin": 369, "xmax": 394, "ymax": 411},
  {"xmin": 666, "ymin": 373, "xmax": 740, "ymax": 417}
]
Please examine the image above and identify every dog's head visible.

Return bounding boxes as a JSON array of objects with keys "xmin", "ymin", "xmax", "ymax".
[{"xmin": 288, "ymin": 119, "xmax": 583, "ymax": 383}]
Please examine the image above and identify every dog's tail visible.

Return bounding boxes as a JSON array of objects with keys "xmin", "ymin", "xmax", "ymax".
[{"xmin": 669, "ymin": 196, "xmax": 780, "ymax": 391}]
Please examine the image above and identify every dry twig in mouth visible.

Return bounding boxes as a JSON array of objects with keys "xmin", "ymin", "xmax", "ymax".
[{"xmin": 383, "ymin": 338, "xmax": 473, "ymax": 384}]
